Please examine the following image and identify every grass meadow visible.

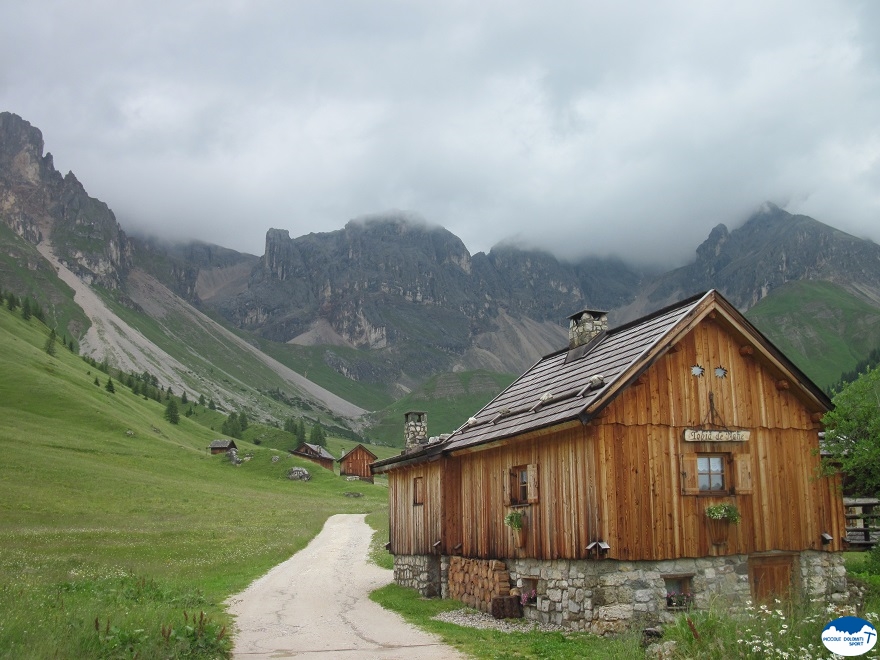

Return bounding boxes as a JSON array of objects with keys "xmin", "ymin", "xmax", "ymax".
[
  {"xmin": 6, "ymin": 299, "xmax": 880, "ymax": 659},
  {"xmin": 0, "ymin": 305, "xmax": 389, "ymax": 658}
]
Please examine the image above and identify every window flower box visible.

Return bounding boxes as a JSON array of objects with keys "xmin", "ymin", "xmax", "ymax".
[
  {"xmin": 666, "ymin": 591, "xmax": 694, "ymax": 609},
  {"xmin": 705, "ymin": 502, "xmax": 741, "ymax": 545}
]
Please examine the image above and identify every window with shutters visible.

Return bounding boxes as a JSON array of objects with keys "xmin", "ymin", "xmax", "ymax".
[
  {"xmin": 682, "ymin": 453, "xmax": 752, "ymax": 495},
  {"xmin": 507, "ymin": 464, "xmax": 539, "ymax": 505}
]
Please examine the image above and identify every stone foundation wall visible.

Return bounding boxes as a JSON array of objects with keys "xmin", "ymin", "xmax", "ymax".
[
  {"xmin": 393, "ymin": 554, "xmax": 440, "ymax": 597},
  {"xmin": 800, "ymin": 550, "xmax": 848, "ymax": 602},
  {"xmin": 394, "ymin": 551, "xmax": 846, "ymax": 633},
  {"xmin": 506, "ymin": 552, "xmax": 846, "ymax": 634},
  {"xmin": 446, "ymin": 557, "xmax": 511, "ymax": 613}
]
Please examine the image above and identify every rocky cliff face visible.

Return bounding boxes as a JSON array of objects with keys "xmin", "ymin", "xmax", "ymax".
[
  {"xmin": 616, "ymin": 203, "xmax": 880, "ymax": 322},
  {"xmin": 0, "ymin": 112, "xmax": 131, "ymax": 289},
  {"xmin": 219, "ymin": 213, "xmax": 646, "ymax": 381}
]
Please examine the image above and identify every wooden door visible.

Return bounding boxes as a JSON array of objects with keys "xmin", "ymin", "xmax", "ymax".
[{"xmin": 749, "ymin": 554, "xmax": 795, "ymax": 602}]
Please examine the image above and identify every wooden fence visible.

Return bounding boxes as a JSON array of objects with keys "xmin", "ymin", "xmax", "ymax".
[{"xmin": 844, "ymin": 498, "xmax": 880, "ymax": 550}]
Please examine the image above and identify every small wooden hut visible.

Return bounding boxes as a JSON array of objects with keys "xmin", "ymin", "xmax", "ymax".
[
  {"xmin": 339, "ymin": 444, "xmax": 378, "ymax": 482},
  {"xmin": 290, "ymin": 442, "xmax": 335, "ymax": 471},
  {"xmin": 208, "ymin": 439, "xmax": 237, "ymax": 455}
]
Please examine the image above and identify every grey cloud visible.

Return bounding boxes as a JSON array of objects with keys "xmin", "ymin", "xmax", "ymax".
[{"xmin": 1, "ymin": 0, "xmax": 878, "ymax": 264}]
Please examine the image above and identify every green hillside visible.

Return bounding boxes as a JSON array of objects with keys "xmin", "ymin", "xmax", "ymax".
[
  {"xmin": 0, "ymin": 223, "xmax": 89, "ymax": 341},
  {"xmin": 256, "ymin": 339, "xmax": 396, "ymax": 411},
  {"xmin": 746, "ymin": 280, "xmax": 880, "ymax": 390},
  {"xmin": 363, "ymin": 370, "xmax": 517, "ymax": 446},
  {"xmin": 0, "ymin": 303, "xmax": 388, "ymax": 659}
]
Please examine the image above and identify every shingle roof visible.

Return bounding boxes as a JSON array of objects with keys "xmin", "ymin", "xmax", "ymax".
[
  {"xmin": 442, "ymin": 292, "xmax": 705, "ymax": 452},
  {"xmin": 296, "ymin": 443, "xmax": 335, "ymax": 461},
  {"xmin": 209, "ymin": 439, "xmax": 235, "ymax": 449},
  {"xmin": 372, "ymin": 289, "xmax": 832, "ymax": 472}
]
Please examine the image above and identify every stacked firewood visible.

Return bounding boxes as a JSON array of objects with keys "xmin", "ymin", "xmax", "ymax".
[{"xmin": 447, "ymin": 557, "xmax": 512, "ymax": 613}]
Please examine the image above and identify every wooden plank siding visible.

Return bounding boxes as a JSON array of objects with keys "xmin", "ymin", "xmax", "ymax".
[
  {"xmin": 451, "ymin": 426, "xmax": 602, "ymax": 560},
  {"xmin": 386, "ymin": 317, "xmax": 843, "ymax": 562},
  {"xmin": 592, "ymin": 319, "xmax": 843, "ymax": 558},
  {"xmin": 385, "ymin": 309, "xmax": 843, "ymax": 565},
  {"xmin": 339, "ymin": 445, "xmax": 377, "ymax": 481},
  {"xmin": 388, "ymin": 462, "xmax": 444, "ymax": 556}
]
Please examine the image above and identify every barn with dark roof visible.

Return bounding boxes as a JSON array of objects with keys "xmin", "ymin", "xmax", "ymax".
[
  {"xmin": 371, "ymin": 290, "xmax": 846, "ymax": 632},
  {"xmin": 290, "ymin": 442, "xmax": 335, "ymax": 471},
  {"xmin": 208, "ymin": 439, "xmax": 237, "ymax": 454}
]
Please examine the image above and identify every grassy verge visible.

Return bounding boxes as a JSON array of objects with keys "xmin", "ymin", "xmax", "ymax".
[
  {"xmin": 365, "ymin": 509, "xmax": 394, "ymax": 571},
  {"xmin": 370, "ymin": 585, "xmax": 643, "ymax": 659},
  {"xmin": 663, "ymin": 595, "xmax": 880, "ymax": 659}
]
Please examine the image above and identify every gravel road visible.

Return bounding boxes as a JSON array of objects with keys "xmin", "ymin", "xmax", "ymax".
[{"xmin": 226, "ymin": 514, "xmax": 465, "ymax": 659}]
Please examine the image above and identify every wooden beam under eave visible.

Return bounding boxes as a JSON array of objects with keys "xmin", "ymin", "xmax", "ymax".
[{"xmin": 447, "ymin": 420, "xmax": 582, "ymax": 457}]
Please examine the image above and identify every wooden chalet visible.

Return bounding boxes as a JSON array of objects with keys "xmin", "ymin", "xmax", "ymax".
[
  {"xmin": 290, "ymin": 443, "xmax": 335, "ymax": 471},
  {"xmin": 372, "ymin": 290, "xmax": 846, "ymax": 632},
  {"xmin": 339, "ymin": 444, "xmax": 378, "ymax": 483},
  {"xmin": 208, "ymin": 439, "xmax": 237, "ymax": 455}
]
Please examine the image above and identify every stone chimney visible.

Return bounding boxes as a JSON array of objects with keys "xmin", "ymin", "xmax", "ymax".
[
  {"xmin": 404, "ymin": 411, "xmax": 428, "ymax": 451},
  {"xmin": 568, "ymin": 309, "xmax": 608, "ymax": 349}
]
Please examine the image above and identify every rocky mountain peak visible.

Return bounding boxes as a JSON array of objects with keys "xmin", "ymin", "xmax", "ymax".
[{"xmin": 0, "ymin": 111, "xmax": 131, "ymax": 289}]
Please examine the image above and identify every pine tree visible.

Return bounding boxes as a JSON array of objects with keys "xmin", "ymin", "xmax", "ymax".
[
  {"xmin": 181, "ymin": 391, "xmax": 188, "ymax": 404},
  {"xmin": 198, "ymin": 394, "xmax": 206, "ymax": 407},
  {"xmin": 221, "ymin": 413, "xmax": 242, "ymax": 439},
  {"xmin": 297, "ymin": 419, "xmax": 307, "ymax": 444},
  {"xmin": 165, "ymin": 398, "xmax": 180, "ymax": 424},
  {"xmin": 21, "ymin": 298, "xmax": 31, "ymax": 320},
  {"xmin": 284, "ymin": 417, "xmax": 297, "ymax": 434},
  {"xmin": 44, "ymin": 328, "xmax": 57, "ymax": 356},
  {"xmin": 105, "ymin": 377, "xmax": 116, "ymax": 393},
  {"xmin": 208, "ymin": 399, "xmax": 216, "ymax": 410},
  {"xmin": 94, "ymin": 376, "xmax": 100, "ymax": 386},
  {"xmin": 309, "ymin": 423, "xmax": 327, "ymax": 447},
  {"xmin": 238, "ymin": 411, "xmax": 249, "ymax": 432}
]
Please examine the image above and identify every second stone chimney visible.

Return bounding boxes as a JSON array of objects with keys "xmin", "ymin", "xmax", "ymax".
[
  {"xmin": 404, "ymin": 411, "xmax": 428, "ymax": 451},
  {"xmin": 568, "ymin": 309, "xmax": 608, "ymax": 349}
]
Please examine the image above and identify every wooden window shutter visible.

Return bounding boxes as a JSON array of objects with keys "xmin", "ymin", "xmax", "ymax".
[
  {"xmin": 681, "ymin": 454, "xmax": 699, "ymax": 495},
  {"xmin": 527, "ymin": 463, "xmax": 539, "ymax": 504},
  {"xmin": 733, "ymin": 454, "xmax": 753, "ymax": 494},
  {"xmin": 503, "ymin": 469, "xmax": 511, "ymax": 506}
]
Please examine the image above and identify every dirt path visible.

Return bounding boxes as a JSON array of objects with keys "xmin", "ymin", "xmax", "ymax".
[{"xmin": 226, "ymin": 514, "xmax": 465, "ymax": 659}]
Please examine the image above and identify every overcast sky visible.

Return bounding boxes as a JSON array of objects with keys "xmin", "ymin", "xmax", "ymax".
[{"xmin": 2, "ymin": 1, "xmax": 878, "ymax": 266}]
